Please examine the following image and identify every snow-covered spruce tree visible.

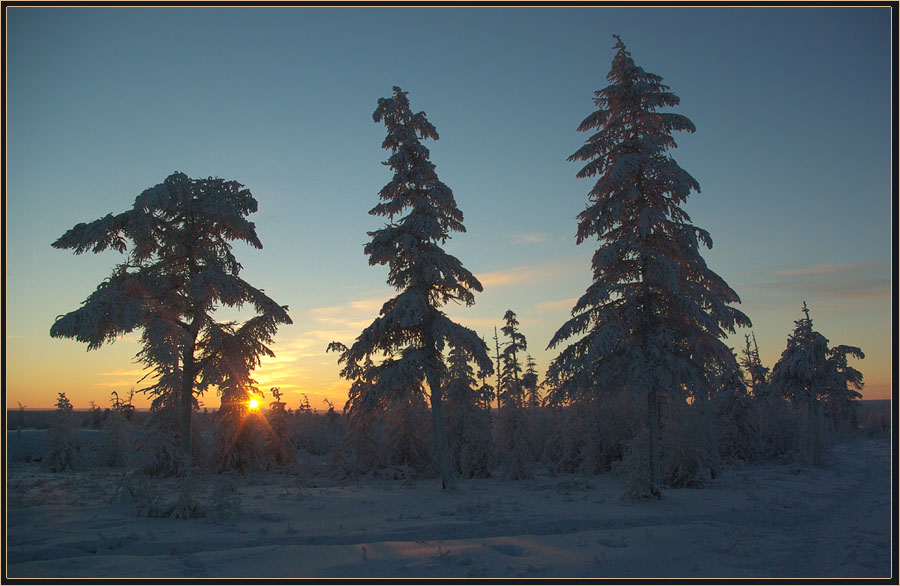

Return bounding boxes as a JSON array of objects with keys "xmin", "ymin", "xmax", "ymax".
[
  {"xmin": 499, "ymin": 310, "xmax": 527, "ymax": 409},
  {"xmin": 496, "ymin": 310, "xmax": 534, "ymax": 480},
  {"xmin": 546, "ymin": 36, "xmax": 750, "ymax": 497},
  {"xmin": 50, "ymin": 172, "xmax": 292, "ymax": 475},
  {"xmin": 44, "ymin": 392, "xmax": 84, "ymax": 472},
  {"xmin": 265, "ymin": 387, "xmax": 297, "ymax": 465},
  {"xmin": 739, "ymin": 333, "xmax": 770, "ymax": 398},
  {"xmin": 823, "ymin": 344, "xmax": 865, "ymax": 434},
  {"xmin": 770, "ymin": 302, "xmax": 864, "ymax": 462},
  {"xmin": 444, "ymin": 345, "xmax": 494, "ymax": 478},
  {"xmin": 99, "ymin": 390, "xmax": 136, "ymax": 468},
  {"xmin": 331, "ymin": 87, "xmax": 492, "ymax": 489},
  {"xmin": 522, "ymin": 354, "xmax": 542, "ymax": 408},
  {"xmin": 770, "ymin": 303, "xmax": 830, "ymax": 463}
]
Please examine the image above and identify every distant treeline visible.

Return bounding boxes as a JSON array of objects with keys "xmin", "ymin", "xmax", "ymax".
[
  {"xmin": 5, "ymin": 407, "xmax": 234, "ymax": 431},
  {"xmin": 5, "ymin": 400, "xmax": 891, "ymax": 433}
]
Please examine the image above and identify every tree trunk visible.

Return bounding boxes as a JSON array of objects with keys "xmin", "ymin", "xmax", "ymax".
[
  {"xmin": 647, "ymin": 388, "xmax": 662, "ymax": 498},
  {"xmin": 427, "ymin": 371, "xmax": 456, "ymax": 490},
  {"xmin": 807, "ymin": 390, "xmax": 819, "ymax": 465},
  {"xmin": 493, "ymin": 327, "xmax": 502, "ymax": 411},
  {"xmin": 180, "ymin": 339, "xmax": 195, "ymax": 475}
]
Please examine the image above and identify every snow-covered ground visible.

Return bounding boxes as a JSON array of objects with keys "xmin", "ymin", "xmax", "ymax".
[{"xmin": 5, "ymin": 434, "xmax": 891, "ymax": 579}]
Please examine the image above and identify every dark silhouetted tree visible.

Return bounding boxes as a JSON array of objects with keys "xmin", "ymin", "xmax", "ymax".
[
  {"xmin": 50, "ymin": 172, "xmax": 291, "ymax": 477},
  {"xmin": 771, "ymin": 302, "xmax": 863, "ymax": 462},
  {"xmin": 330, "ymin": 88, "xmax": 492, "ymax": 489}
]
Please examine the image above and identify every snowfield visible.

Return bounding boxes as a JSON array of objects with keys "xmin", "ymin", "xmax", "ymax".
[{"xmin": 5, "ymin": 434, "xmax": 891, "ymax": 579}]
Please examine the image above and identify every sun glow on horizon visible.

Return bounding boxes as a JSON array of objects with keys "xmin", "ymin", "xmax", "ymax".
[{"xmin": 248, "ymin": 398, "xmax": 260, "ymax": 410}]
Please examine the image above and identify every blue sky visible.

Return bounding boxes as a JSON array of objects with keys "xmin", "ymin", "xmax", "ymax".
[{"xmin": 5, "ymin": 6, "xmax": 892, "ymax": 409}]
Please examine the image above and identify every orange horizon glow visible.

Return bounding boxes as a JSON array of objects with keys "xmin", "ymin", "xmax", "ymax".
[
  {"xmin": 6, "ymin": 280, "xmax": 893, "ymax": 411},
  {"xmin": 3, "ymin": 371, "xmax": 893, "ymax": 411}
]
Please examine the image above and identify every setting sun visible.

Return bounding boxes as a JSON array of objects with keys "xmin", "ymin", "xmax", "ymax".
[{"xmin": 248, "ymin": 398, "xmax": 259, "ymax": 410}]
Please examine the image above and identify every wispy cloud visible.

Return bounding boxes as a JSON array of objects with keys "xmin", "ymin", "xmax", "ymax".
[
  {"xmin": 532, "ymin": 297, "xmax": 579, "ymax": 312},
  {"xmin": 95, "ymin": 379, "xmax": 143, "ymax": 389},
  {"xmin": 508, "ymin": 232, "xmax": 550, "ymax": 245},
  {"xmin": 309, "ymin": 297, "xmax": 385, "ymax": 319},
  {"xmin": 475, "ymin": 261, "xmax": 583, "ymax": 291},
  {"xmin": 99, "ymin": 368, "xmax": 146, "ymax": 377},
  {"xmin": 248, "ymin": 295, "xmax": 395, "ymax": 404},
  {"xmin": 476, "ymin": 266, "xmax": 546, "ymax": 289},
  {"xmin": 744, "ymin": 260, "xmax": 890, "ymax": 302},
  {"xmin": 775, "ymin": 261, "xmax": 882, "ymax": 277}
]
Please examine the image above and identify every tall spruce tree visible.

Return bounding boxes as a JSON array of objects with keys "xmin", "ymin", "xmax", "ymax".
[
  {"xmin": 331, "ymin": 87, "xmax": 492, "ymax": 489},
  {"xmin": 522, "ymin": 354, "xmax": 542, "ymax": 408},
  {"xmin": 499, "ymin": 310, "xmax": 527, "ymax": 408},
  {"xmin": 546, "ymin": 37, "xmax": 750, "ymax": 496},
  {"xmin": 50, "ymin": 172, "xmax": 292, "ymax": 475},
  {"xmin": 496, "ymin": 310, "xmax": 534, "ymax": 479}
]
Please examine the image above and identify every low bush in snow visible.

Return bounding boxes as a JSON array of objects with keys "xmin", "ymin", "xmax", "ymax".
[{"xmin": 43, "ymin": 410, "xmax": 85, "ymax": 472}]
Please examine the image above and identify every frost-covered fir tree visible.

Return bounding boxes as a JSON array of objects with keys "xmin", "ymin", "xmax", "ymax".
[
  {"xmin": 522, "ymin": 354, "xmax": 542, "ymax": 408},
  {"xmin": 823, "ymin": 344, "xmax": 865, "ymax": 432},
  {"xmin": 100, "ymin": 390, "xmax": 135, "ymax": 468},
  {"xmin": 770, "ymin": 302, "xmax": 830, "ymax": 462},
  {"xmin": 770, "ymin": 302, "xmax": 864, "ymax": 461},
  {"xmin": 496, "ymin": 310, "xmax": 534, "ymax": 479},
  {"xmin": 331, "ymin": 87, "xmax": 492, "ymax": 489},
  {"xmin": 499, "ymin": 310, "xmax": 527, "ymax": 408},
  {"xmin": 44, "ymin": 392, "xmax": 84, "ymax": 472},
  {"xmin": 546, "ymin": 37, "xmax": 750, "ymax": 497},
  {"xmin": 739, "ymin": 333, "xmax": 770, "ymax": 398},
  {"xmin": 50, "ymin": 172, "xmax": 292, "ymax": 474},
  {"xmin": 444, "ymin": 345, "xmax": 494, "ymax": 478}
]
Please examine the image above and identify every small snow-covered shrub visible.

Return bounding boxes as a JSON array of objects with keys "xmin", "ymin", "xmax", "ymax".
[
  {"xmin": 209, "ymin": 477, "xmax": 242, "ymax": 520},
  {"xmin": 337, "ymin": 394, "xmax": 433, "ymax": 476},
  {"xmin": 340, "ymin": 403, "xmax": 386, "ymax": 475},
  {"xmin": 163, "ymin": 477, "xmax": 207, "ymax": 519},
  {"xmin": 43, "ymin": 411, "xmax": 84, "ymax": 472},
  {"xmin": 496, "ymin": 405, "xmax": 533, "ymax": 480},
  {"xmin": 445, "ymin": 396, "xmax": 493, "ymax": 479},
  {"xmin": 746, "ymin": 395, "xmax": 803, "ymax": 463},
  {"xmin": 450, "ymin": 409, "xmax": 494, "ymax": 479},
  {"xmin": 134, "ymin": 407, "xmax": 206, "ymax": 477},
  {"xmin": 711, "ymin": 389, "xmax": 760, "ymax": 464},
  {"xmin": 211, "ymin": 408, "xmax": 269, "ymax": 473},
  {"xmin": 293, "ymin": 411, "xmax": 343, "ymax": 456},
  {"xmin": 662, "ymin": 402, "xmax": 721, "ymax": 488},
  {"xmin": 9, "ymin": 429, "xmax": 41, "ymax": 463},
  {"xmin": 112, "ymin": 471, "xmax": 164, "ymax": 517},
  {"xmin": 797, "ymin": 405, "xmax": 830, "ymax": 467},
  {"xmin": 383, "ymin": 395, "xmax": 432, "ymax": 473},
  {"xmin": 615, "ymin": 432, "xmax": 652, "ymax": 500},
  {"xmin": 541, "ymin": 404, "xmax": 587, "ymax": 473},
  {"xmin": 589, "ymin": 392, "xmax": 644, "ymax": 474},
  {"xmin": 543, "ymin": 392, "xmax": 643, "ymax": 476},
  {"xmin": 523, "ymin": 406, "xmax": 553, "ymax": 467},
  {"xmin": 264, "ymin": 406, "xmax": 298, "ymax": 469},
  {"xmin": 443, "ymin": 342, "xmax": 495, "ymax": 479},
  {"xmin": 861, "ymin": 408, "xmax": 890, "ymax": 437},
  {"xmin": 99, "ymin": 411, "xmax": 133, "ymax": 468}
]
